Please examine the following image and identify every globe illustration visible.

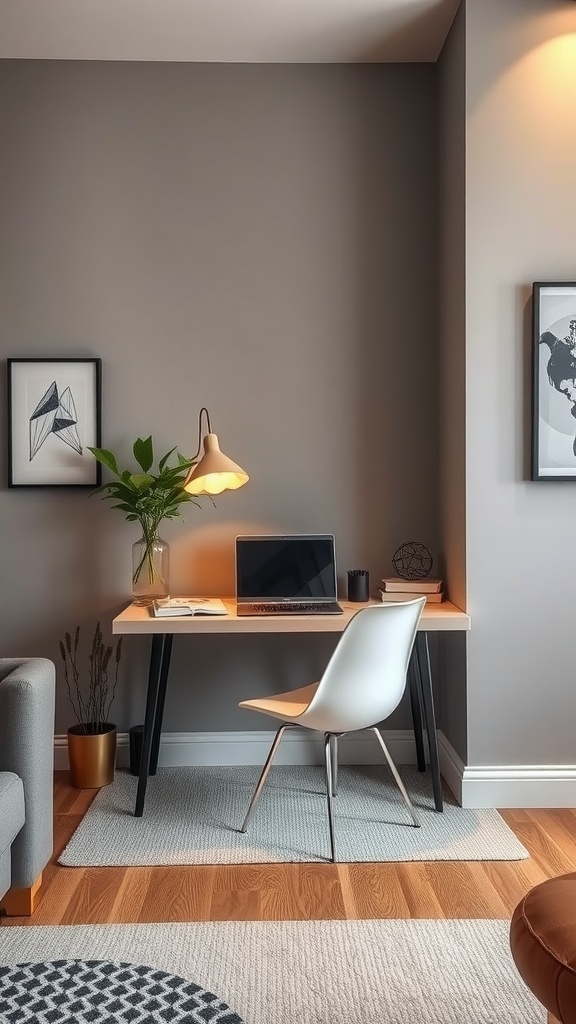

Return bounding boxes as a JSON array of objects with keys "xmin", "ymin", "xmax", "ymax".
[{"xmin": 392, "ymin": 541, "xmax": 433, "ymax": 581}]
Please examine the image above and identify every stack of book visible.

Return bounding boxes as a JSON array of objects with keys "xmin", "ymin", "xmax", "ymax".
[{"xmin": 378, "ymin": 577, "xmax": 444, "ymax": 603}]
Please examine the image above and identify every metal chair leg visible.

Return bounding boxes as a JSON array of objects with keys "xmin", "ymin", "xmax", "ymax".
[
  {"xmin": 324, "ymin": 732, "xmax": 337, "ymax": 862},
  {"xmin": 240, "ymin": 723, "xmax": 290, "ymax": 833},
  {"xmin": 330, "ymin": 734, "xmax": 338, "ymax": 795},
  {"xmin": 371, "ymin": 726, "xmax": 420, "ymax": 828}
]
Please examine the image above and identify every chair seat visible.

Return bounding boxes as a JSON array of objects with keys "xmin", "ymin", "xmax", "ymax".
[
  {"xmin": 237, "ymin": 600, "xmax": 426, "ymax": 862},
  {"xmin": 239, "ymin": 682, "xmax": 318, "ymax": 721}
]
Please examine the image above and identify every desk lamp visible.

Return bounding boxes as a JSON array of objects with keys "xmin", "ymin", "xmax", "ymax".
[{"xmin": 183, "ymin": 407, "xmax": 249, "ymax": 496}]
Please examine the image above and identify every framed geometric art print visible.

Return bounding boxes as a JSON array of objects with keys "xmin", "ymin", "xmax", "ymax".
[
  {"xmin": 7, "ymin": 358, "xmax": 102, "ymax": 487},
  {"xmin": 532, "ymin": 282, "xmax": 576, "ymax": 480}
]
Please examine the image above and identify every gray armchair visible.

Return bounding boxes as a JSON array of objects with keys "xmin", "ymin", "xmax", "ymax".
[{"xmin": 0, "ymin": 658, "xmax": 55, "ymax": 915}]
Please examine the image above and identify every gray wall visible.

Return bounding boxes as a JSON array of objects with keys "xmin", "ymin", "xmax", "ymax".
[
  {"xmin": 437, "ymin": 0, "xmax": 468, "ymax": 761},
  {"xmin": 463, "ymin": 0, "xmax": 576, "ymax": 765},
  {"xmin": 0, "ymin": 60, "xmax": 440, "ymax": 734}
]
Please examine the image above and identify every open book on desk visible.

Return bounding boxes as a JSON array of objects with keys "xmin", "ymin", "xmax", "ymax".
[{"xmin": 151, "ymin": 598, "xmax": 228, "ymax": 617}]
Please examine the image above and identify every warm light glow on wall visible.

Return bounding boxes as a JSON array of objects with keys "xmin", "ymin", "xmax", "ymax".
[
  {"xmin": 467, "ymin": 11, "xmax": 576, "ymax": 236},
  {"xmin": 532, "ymin": 32, "xmax": 576, "ymax": 95},
  {"xmin": 513, "ymin": 32, "xmax": 576, "ymax": 133}
]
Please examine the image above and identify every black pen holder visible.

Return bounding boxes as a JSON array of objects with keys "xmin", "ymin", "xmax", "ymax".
[{"xmin": 347, "ymin": 569, "xmax": 369, "ymax": 602}]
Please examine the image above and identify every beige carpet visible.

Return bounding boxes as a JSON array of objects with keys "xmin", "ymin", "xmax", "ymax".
[
  {"xmin": 59, "ymin": 765, "xmax": 529, "ymax": 866},
  {"xmin": 0, "ymin": 919, "xmax": 542, "ymax": 1022}
]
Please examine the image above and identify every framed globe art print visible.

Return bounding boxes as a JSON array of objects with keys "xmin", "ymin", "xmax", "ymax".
[
  {"xmin": 7, "ymin": 358, "xmax": 102, "ymax": 487},
  {"xmin": 532, "ymin": 282, "xmax": 576, "ymax": 480}
]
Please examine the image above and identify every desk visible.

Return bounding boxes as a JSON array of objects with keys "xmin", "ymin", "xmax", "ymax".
[{"xmin": 113, "ymin": 599, "xmax": 470, "ymax": 818}]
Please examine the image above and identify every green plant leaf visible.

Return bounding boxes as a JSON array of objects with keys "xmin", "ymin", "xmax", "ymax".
[
  {"xmin": 87, "ymin": 435, "xmax": 204, "ymax": 532},
  {"xmin": 112, "ymin": 503, "xmax": 139, "ymax": 514},
  {"xmin": 133, "ymin": 436, "xmax": 153, "ymax": 473},
  {"xmin": 129, "ymin": 473, "xmax": 155, "ymax": 490},
  {"xmin": 161, "ymin": 465, "xmax": 193, "ymax": 484},
  {"xmin": 158, "ymin": 447, "xmax": 177, "ymax": 473},
  {"xmin": 100, "ymin": 483, "xmax": 139, "ymax": 502},
  {"xmin": 88, "ymin": 447, "xmax": 120, "ymax": 476}
]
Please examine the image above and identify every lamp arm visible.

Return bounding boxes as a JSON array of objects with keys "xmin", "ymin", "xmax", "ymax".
[{"xmin": 193, "ymin": 406, "xmax": 213, "ymax": 460}]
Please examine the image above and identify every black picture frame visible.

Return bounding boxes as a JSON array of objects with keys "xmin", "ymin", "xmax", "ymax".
[
  {"xmin": 7, "ymin": 357, "xmax": 102, "ymax": 488},
  {"xmin": 532, "ymin": 282, "xmax": 576, "ymax": 481}
]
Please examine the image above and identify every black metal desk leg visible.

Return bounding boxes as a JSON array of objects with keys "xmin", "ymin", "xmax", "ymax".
[
  {"xmin": 135, "ymin": 634, "xmax": 167, "ymax": 817},
  {"xmin": 408, "ymin": 655, "xmax": 426, "ymax": 772},
  {"xmin": 415, "ymin": 632, "xmax": 443, "ymax": 812},
  {"xmin": 149, "ymin": 634, "xmax": 173, "ymax": 775}
]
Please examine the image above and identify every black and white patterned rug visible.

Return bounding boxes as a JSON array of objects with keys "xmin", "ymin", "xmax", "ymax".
[{"xmin": 0, "ymin": 959, "xmax": 243, "ymax": 1023}]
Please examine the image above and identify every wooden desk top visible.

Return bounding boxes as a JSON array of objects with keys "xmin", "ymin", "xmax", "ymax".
[{"xmin": 113, "ymin": 598, "xmax": 470, "ymax": 635}]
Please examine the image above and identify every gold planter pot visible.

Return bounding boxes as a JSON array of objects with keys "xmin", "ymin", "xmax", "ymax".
[{"xmin": 67, "ymin": 723, "xmax": 117, "ymax": 789}]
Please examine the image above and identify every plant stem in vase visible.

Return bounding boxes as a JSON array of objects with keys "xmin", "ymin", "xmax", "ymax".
[{"xmin": 132, "ymin": 532, "xmax": 170, "ymax": 606}]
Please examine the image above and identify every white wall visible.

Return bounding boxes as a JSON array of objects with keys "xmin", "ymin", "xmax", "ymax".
[{"xmin": 464, "ymin": 0, "xmax": 576, "ymax": 767}]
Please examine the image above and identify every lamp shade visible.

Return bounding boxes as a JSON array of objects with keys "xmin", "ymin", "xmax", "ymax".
[{"xmin": 183, "ymin": 432, "xmax": 249, "ymax": 496}]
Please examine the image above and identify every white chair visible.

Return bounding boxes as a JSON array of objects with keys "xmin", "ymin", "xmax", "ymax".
[{"xmin": 238, "ymin": 597, "xmax": 426, "ymax": 862}]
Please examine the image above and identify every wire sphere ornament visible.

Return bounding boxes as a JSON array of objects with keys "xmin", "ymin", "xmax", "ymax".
[{"xmin": 392, "ymin": 541, "xmax": 433, "ymax": 581}]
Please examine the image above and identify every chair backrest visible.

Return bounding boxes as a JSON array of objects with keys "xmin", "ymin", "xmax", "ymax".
[{"xmin": 298, "ymin": 598, "xmax": 425, "ymax": 734}]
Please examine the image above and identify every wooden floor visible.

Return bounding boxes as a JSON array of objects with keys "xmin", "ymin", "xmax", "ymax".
[{"xmin": 2, "ymin": 772, "xmax": 576, "ymax": 927}]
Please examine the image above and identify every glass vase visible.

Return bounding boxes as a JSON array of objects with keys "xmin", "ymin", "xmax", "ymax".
[{"xmin": 132, "ymin": 533, "xmax": 170, "ymax": 606}]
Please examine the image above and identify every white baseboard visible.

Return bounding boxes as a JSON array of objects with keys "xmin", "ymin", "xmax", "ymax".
[
  {"xmin": 54, "ymin": 730, "xmax": 576, "ymax": 807},
  {"xmin": 54, "ymin": 729, "xmax": 424, "ymax": 771},
  {"xmin": 461, "ymin": 764, "xmax": 576, "ymax": 808},
  {"xmin": 437, "ymin": 732, "xmax": 576, "ymax": 808}
]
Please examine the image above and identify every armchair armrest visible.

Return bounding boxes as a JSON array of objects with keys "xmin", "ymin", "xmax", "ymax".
[{"xmin": 0, "ymin": 658, "xmax": 55, "ymax": 889}]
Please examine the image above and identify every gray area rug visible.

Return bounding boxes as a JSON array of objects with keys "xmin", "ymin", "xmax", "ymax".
[
  {"xmin": 0, "ymin": 920, "xmax": 542, "ymax": 1023},
  {"xmin": 59, "ymin": 765, "xmax": 529, "ymax": 865}
]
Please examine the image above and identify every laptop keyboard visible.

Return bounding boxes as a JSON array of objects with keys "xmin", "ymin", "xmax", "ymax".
[{"xmin": 246, "ymin": 602, "xmax": 342, "ymax": 614}]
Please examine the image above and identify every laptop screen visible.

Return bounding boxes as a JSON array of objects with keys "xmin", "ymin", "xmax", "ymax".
[{"xmin": 235, "ymin": 535, "xmax": 337, "ymax": 601}]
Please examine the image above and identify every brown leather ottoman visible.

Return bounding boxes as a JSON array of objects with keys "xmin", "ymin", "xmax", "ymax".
[{"xmin": 510, "ymin": 872, "xmax": 576, "ymax": 1023}]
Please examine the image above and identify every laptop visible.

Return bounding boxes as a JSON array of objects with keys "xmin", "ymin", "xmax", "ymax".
[{"xmin": 235, "ymin": 534, "xmax": 343, "ymax": 616}]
